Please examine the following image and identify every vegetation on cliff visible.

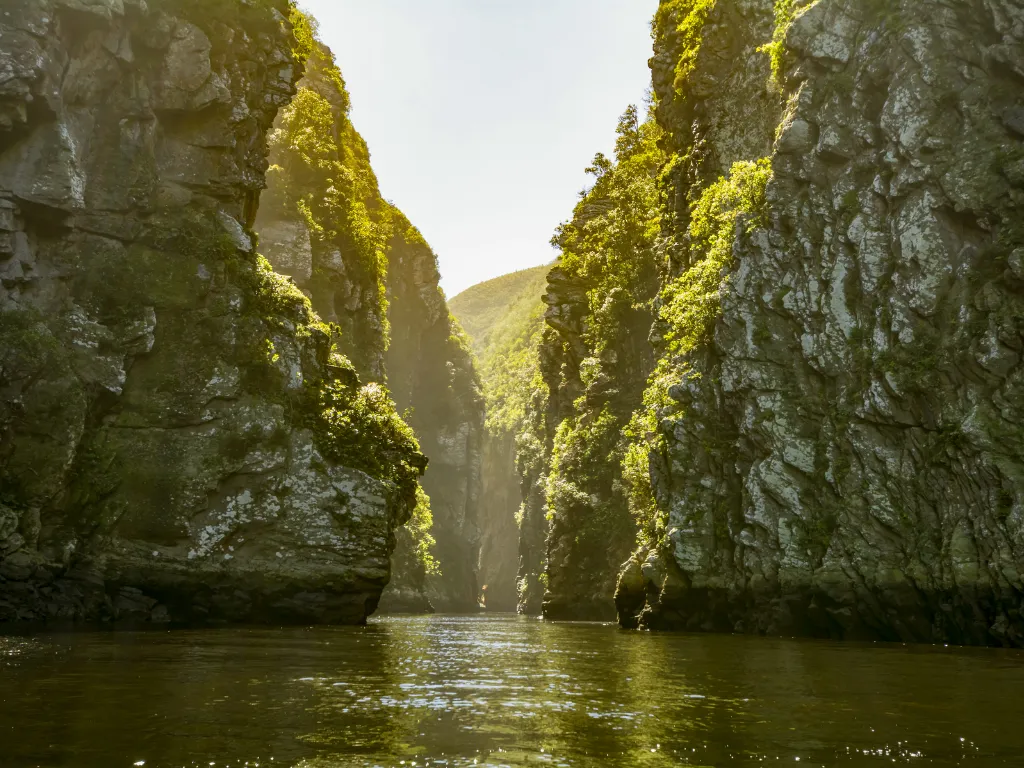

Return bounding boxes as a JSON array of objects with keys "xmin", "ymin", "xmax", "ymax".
[
  {"xmin": 257, "ymin": 12, "xmax": 485, "ymax": 609},
  {"xmin": 506, "ymin": 106, "xmax": 666, "ymax": 618},
  {"xmin": 261, "ymin": 10, "xmax": 392, "ymax": 376},
  {"xmin": 625, "ymin": 158, "xmax": 772, "ymax": 546}
]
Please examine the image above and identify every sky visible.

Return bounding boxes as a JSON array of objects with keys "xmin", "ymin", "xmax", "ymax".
[{"xmin": 297, "ymin": 0, "xmax": 660, "ymax": 298}]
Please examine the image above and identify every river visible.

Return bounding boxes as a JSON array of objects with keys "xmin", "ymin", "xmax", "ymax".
[{"xmin": 1, "ymin": 614, "xmax": 1022, "ymax": 767}]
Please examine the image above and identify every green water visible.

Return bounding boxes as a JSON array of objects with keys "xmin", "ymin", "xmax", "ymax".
[{"xmin": 1, "ymin": 615, "xmax": 1022, "ymax": 767}]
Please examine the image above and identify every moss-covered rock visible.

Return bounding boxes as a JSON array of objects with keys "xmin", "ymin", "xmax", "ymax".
[
  {"xmin": 617, "ymin": 0, "xmax": 1024, "ymax": 647},
  {"xmin": 0, "ymin": 0, "xmax": 423, "ymax": 626},
  {"xmin": 255, "ymin": 16, "xmax": 485, "ymax": 614}
]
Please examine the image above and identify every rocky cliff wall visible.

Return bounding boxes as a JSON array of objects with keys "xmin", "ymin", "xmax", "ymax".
[
  {"xmin": 511, "ymin": 109, "xmax": 665, "ymax": 621},
  {"xmin": 254, "ymin": 24, "xmax": 484, "ymax": 614},
  {"xmin": 618, "ymin": 0, "xmax": 1024, "ymax": 647},
  {"xmin": 0, "ymin": 0, "xmax": 424, "ymax": 625},
  {"xmin": 383, "ymin": 214, "xmax": 484, "ymax": 613}
]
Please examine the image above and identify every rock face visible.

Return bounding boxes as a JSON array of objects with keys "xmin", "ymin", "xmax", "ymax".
[
  {"xmin": 618, "ymin": 0, "xmax": 1024, "ymax": 647},
  {"xmin": 384, "ymin": 215, "xmax": 484, "ymax": 613},
  {"xmin": 254, "ymin": 27, "xmax": 484, "ymax": 613},
  {"xmin": 505, "ymin": 108, "xmax": 664, "ymax": 621},
  {"xmin": 0, "ymin": 0, "xmax": 424, "ymax": 625}
]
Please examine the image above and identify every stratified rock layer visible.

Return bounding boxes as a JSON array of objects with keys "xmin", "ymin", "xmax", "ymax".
[
  {"xmin": 618, "ymin": 0, "xmax": 1024, "ymax": 647},
  {"xmin": 0, "ymin": 0, "xmax": 420, "ymax": 625}
]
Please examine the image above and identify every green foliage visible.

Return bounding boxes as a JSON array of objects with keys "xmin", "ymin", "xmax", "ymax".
[
  {"xmin": 553, "ymin": 105, "xmax": 664, "ymax": 327},
  {"xmin": 757, "ymin": 0, "xmax": 798, "ymax": 88},
  {"xmin": 654, "ymin": 0, "xmax": 717, "ymax": 93},
  {"xmin": 622, "ymin": 409, "xmax": 665, "ymax": 547},
  {"xmin": 289, "ymin": 6, "xmax": 317, "ymax": 65},
  {"xmin": 262, "ymin": 28, "xmax": 390, "ymax": 372},
  {"xmin": 624, "ymin": 158, "xmax": 772, "ymax": 541},
  {"xmin": 545, "ymin": 407, "xmax": 622, "ymax": 520},
  {"xmin": 525, "ymin": 105, "xmax": 666, "ymax": 580},
  {"xmin": 409, "ymin": 486, "xmax": 441, "ymax": 575},
  {"xmin": 246, "ymin": 253, "xmax": 331, "ymax": 340},
  {"xmin": 659, "ymin": 158, "xmax": 772, "ymax": 362},
  {"xmin": 164, "ymin": 215, "xmax": 425, "ymax": 507},
  {"xmin": 305, "ymin": 374, "xmax": 426, "ymax": 506}
]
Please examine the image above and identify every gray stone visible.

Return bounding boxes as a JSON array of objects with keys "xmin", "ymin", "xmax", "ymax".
[
  {"xmin": 0, "ymin": 1, "xmax": 421, "ymax": 628},
  {"xmin": 616, "ymin": 0, "xmax": 1024, "ymax": 648}
]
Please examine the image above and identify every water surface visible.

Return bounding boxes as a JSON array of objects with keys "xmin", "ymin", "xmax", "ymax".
[{"xmin": 1, "ymin": 614, "xmax": 1022, "ymax": 767}]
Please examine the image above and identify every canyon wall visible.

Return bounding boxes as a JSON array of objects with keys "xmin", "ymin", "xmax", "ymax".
[
  {"xmin": 254, "ymin": 24, "xmax": 484, "ymax": 613},
  {"xmin": 0, "ymin": 0, "xmax": 426, "ymax": 625},
  {"xmin": 383, "ymin": 214, "xmax": 484, "ymax": 613},
  {"xmin": 507, "ymin": 110, "xmax": 665, "ymax": 620},
  {"xmin": 618, "ymin": 0, "xmax": 1024, "ymax": 647}
]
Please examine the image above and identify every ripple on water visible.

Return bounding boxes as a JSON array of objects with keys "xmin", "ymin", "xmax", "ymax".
[{"xmin": 0, "ymin": 615, "xmax": 1022, "ymax": 766}]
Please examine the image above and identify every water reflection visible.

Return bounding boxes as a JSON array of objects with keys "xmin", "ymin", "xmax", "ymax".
[{"xmin": 0, "ymin": 615, "xmax": 1021, "ymax": 767}]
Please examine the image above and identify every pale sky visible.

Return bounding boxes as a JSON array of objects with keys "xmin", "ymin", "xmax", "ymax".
[{"xmin": 297, "ymin": 0, "xmax": 659, "ymax": 297}]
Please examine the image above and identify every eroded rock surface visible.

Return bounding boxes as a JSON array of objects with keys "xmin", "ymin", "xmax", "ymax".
[
  {"xmin": 0, "ymin": 0, "xmax": 422, "ymax": 625},
  {"xmin": 618, "ymin": 0, "xmax": 1024, "ymax": 647}
]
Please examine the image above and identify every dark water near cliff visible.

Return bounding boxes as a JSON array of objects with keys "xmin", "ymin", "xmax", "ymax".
[{"xmin": 1, "ymin": 615, "xmax": 1023, "ymax": 767}]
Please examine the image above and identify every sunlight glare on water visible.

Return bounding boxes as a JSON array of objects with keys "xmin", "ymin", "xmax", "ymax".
[{"xmin": 1, "ymin": 615, "xmax": 1022, "ymax": 767}]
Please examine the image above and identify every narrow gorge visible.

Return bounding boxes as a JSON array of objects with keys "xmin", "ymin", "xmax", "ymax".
[{"xmin": 1, "ymin": 0, "xmax": 1022, "ymax": 652}]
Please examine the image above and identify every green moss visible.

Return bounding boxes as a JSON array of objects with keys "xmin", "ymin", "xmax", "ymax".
[
  {"xmin": 655, "ymin": 0, "xmax": 718, "ymax": 94},
  {"xmin": 624, "ymin": 159, "xmax": 772, "ymax": 544},
  {"xmin": 757, "ymin": 0, "xmax": 799, "ymax": 88},
  {"xmin": 67, "ymin": 433, "xmax": 122, "ymax": 511},
  {"xmin": 263, "ymin": 71, "xmax": 391, "ymax": 372},
  {"xmin": 303, "ymin": 374, "xmax": 426, "ymax": 507},
  {"xmin": 0, "ymin": 309, "xmax": 65, "ymax": 376},
  {"xmin": 659, "ymin": 158, "xmax": 772, "ymax": 362},
  {"xmin": 877, "ymin": 331, "xmax": 945, "ymax": 393},
  {"xmin": 623, "ymin": 409, "xmax": 665, "ymax": 547}
]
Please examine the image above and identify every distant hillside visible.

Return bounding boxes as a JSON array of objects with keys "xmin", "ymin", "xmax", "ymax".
[{"xmin": 449, "ymin": 265, "xmax": 550, "ymax": 359}]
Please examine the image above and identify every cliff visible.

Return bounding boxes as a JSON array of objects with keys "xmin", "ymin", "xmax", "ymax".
[
  {"xmin": 253, "ymin": 20, "xmax": 485, "ymax": 614},
  {"xmin": 450, "ymin": 265, "xmax": 549, "ymax": 613},
  {"xmin": 512, "ymin": 108, "xmax": 665, "ymax": 621},
  {"xmin": 383, "ymin": 213, "xmax": 484, "ymax": 613},
  {"xmin": 617, "ymin": 0, "xmax": 1024, "ymax": 647},
  {"xmin": 0, "ymin": 0, "xmax": 425, "ymax": 625}
]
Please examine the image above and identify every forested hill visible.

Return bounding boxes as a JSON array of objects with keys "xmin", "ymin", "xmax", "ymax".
[{"xmin": 449, "ymin": 265, "xmax": 550, "ymax": 359}]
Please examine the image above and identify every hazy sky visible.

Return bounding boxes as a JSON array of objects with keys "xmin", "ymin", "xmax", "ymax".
[{"xmin": 297, "ymin": 0, "xmax": 659, "ymax": 297}]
